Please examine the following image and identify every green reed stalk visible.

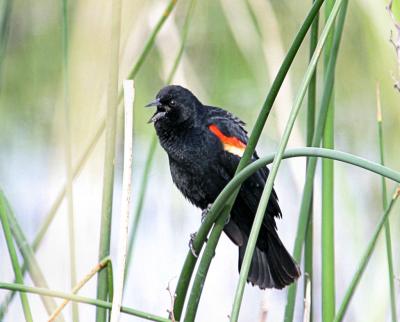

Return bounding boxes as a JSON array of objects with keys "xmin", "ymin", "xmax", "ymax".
[
  {"xmin": 124, "ymin": 0, "xmax": 197, "ymax": 287},
  {"xmin": 333, "ymin": 188, "xmax": 400, "ymax": 322},
  {"xmin": 376, "ymin": 84, "xmax": 397, "ymax": 322},
  {"xmin": 229, "ymin": 2, "xmax": 344, "ymax": 320},
  {"xmin": 0, "ymin": 0, "xmax": 11, "ymax": 78},
  {"xmin": 173, "ymin": 1, "xmax": 326, "ymax": 319},
  {"xmin": 95, "ymin": 0, "xmax": 122, "ymax": 321},
  {"xmin": 0, "ymin": 282, "xmax": 172, "ymax": 322},
  {"xmin": 284, "ymin": 2, "xmax": 348, "ymax": 321},
  {"xmin": 321, "ymin": 1, "xmax": 336, "ymax": 321},
  {"xmin": 305, "ymin": 2, "xmax": 319, "ymax": 319},
  {"xmin": 0, "ymin": 191, "xmax": 33, "ymax": 322},
  {"xmin": 60, "ymin": 0, "xmax": 79, "ymax": 320}
]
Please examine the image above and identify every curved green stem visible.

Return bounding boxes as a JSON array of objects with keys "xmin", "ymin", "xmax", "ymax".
[
  {"xmin": 179, "ymin": 147, "xmax": 400, "ymax": 322},
  {"xmin": 174, "ymin": 0, "xmax": 326, "ymax": 318},
  {"xmin": 0, "ymin": 282, "xmax": 171, "ymax": 322}
]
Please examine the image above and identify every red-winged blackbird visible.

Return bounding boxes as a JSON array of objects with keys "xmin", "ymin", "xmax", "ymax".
[{"xmin": 146, "ymin": 85, "xmax": 300, "ymax": 289}]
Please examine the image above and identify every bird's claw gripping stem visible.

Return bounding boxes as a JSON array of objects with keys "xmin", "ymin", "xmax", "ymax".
[
  {"xmin": 188, "ymin": 232, "xmax": 198, "ymax": 258},
  {"xmin": 201, "ymin": 203, "xmax": 213, "ymax": 223}
]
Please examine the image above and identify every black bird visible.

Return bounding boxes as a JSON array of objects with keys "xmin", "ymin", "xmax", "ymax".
[{"xmin": 146, "ymin": 85, "xmax": 300, "ymax": 289}]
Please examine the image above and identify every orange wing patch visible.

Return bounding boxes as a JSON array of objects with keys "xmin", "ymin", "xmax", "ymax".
[{"xmin": 208, "ymin": 124, "xmax": 246, "ymax": 157}]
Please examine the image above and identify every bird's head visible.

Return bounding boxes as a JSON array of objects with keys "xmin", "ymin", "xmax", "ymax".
[{"xmin": 145, "ymin": 85, "xmax": 201, "ymax": 127}]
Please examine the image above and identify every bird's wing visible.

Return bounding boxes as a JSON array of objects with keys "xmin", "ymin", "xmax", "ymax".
[{"xmin": 205, "ymin": 105, "xmax": 281, "ymax": 222}]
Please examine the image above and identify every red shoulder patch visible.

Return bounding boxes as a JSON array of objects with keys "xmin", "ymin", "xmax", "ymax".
[{"xmin": 208, "ymin": 124, "xmax": 246, "ymax": 157}]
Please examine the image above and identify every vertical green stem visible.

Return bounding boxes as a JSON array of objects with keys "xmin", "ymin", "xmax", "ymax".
[
  {"xmin": 0, "ymin": 0, "xmax": 11, "ymax": 79},
  {"xmin": 95, "ymin": 0, "xmax": 122, "ymax": 321},
  {"xmin": 376, "ymin": 84, "xmax": 397, "ymax": 322},
  {"xmin": 284, "ymin": 1, "xmax": 348, "ymax": 321},
  {"xmin": 0, "ymin": 191, "xmax": 33, "ymax": 322},
  {"xmin": 322, "ymin": 1, "xmax": 336, "ymax": 321},
  {"xmin": 305, "ymin": 1, "xmax": 319, "ymax": 320},
  {"xmin": 60, "ymin": 0, "xmax": 79, "ymax": 320}
]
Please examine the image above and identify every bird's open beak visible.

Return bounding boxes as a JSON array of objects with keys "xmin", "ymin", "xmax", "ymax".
[
  {"xmin": 146, "ymin": 98, "xmax": 166, "ymax": 123},
  {"xmin": 145, "ymin": 98, "xmax": 160, "ymax": 108}
]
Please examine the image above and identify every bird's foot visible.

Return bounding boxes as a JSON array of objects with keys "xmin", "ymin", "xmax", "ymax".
[
  {"xmin": 188, "ymin": 232, "xmax": 198, "ymax": 258},
  {"xmin": 201, "ymin": 203, "xmax": 213, "ymax": 223}
]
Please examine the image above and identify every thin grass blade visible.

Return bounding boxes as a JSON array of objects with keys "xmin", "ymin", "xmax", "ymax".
[
  {"xmin": 333, "ymin": 188, "xmax": 400, "ymax": 322},
  {"xmin": 375, "ymin": 83, "xmax": 397, "ymax": 322},
  {"xmin": 4, "ymin": 198, "xmax": 64, "ymax": 321},
  {"xmin": 0, "ymin": 191, "xmax": 33, "ymax": 322},
  {"xmin": 60, "ymin": 0, "xmax": 79, "ymax": 319}
]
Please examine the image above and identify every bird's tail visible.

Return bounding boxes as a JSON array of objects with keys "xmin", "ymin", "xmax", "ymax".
[{"xmin": 238, "ymin": 231, "xmax": 300, "ymax": 289}]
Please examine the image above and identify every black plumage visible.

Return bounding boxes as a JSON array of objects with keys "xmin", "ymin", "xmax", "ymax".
[{"xmin": 146, "ymin": 85, "xmax": 300, "ymax": 289}]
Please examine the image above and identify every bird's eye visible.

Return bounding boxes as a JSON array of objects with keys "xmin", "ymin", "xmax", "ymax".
[{"xmin": 169, "ymin": 99, "xmax": 176, "ymax": 107}]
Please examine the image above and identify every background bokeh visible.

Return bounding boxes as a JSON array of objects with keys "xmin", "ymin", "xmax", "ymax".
[{"xmin": 0, "ymin": 0, "xmax": 399, "ymax": 321}]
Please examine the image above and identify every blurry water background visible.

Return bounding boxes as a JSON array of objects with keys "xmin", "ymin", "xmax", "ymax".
[{"xmin": 0, "ymin": 0, "xmax": 399, "ymax": 321}]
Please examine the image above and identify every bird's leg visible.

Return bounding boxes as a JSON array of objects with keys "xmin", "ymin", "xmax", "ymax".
[
  {"xmin": 201, "ymin": 203, "xmax": 213, "ymax": 223},
  {"xmin": 188, "ymin": 232, "xmax": 198, "ymax": 258},
  {"xmin": 188, "ymin": 204, "xmax": 213, "ymax": 258}
]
